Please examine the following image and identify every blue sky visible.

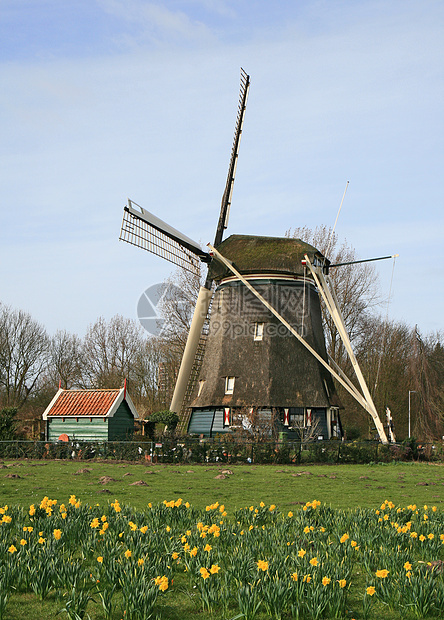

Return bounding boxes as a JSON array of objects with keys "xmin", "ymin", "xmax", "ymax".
[{"xmin": 1, "ymin": 0, "xmax": 443, "ymax": 337}]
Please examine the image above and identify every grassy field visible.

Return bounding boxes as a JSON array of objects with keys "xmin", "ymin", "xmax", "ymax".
[
  {"xmin": 1, "ymin": 459, "xmax": 443, "ymax": 512},
  {"xmin": 0, "ymin": 460, "xmax": 443, "ymax": 620}
]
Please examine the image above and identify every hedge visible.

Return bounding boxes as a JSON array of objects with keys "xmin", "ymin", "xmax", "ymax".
[{"xmin": 0, "ymin": 438, "xmax": 441, "ymax": 464}]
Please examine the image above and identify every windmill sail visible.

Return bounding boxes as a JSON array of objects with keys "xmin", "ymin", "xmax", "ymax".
[
  {"xmin": 119, "ymin": 70, "xmax": 250, "ymax": 420},
  {"xmin": 214, "ymin": 68, "xmax": 250, "ymax": 248},
  {"xmin": 170, "ymin": 70, "xmax": 251, "ymax": 416},
  {"xmin": 119, "ymin": 199, "xmax": 209, "ymax": 276}
]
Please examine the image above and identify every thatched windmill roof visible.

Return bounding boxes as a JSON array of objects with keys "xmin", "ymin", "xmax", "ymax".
[{"xmin": 209, "ymin": 234, "xmax": 327, "ymax": 281}]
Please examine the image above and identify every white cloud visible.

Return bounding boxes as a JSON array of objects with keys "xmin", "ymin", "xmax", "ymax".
[{"xmin": 97, "ymin": 0, "xmax": 216, "ymax": 47}]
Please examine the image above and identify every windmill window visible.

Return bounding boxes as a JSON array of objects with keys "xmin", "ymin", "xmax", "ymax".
[
  {"xmin": 289, "ymin": 408, "xmax": 305, "ymax": 426},
  {"xmin": 225, "ymin": 376, "xmax": 235, "ymax": 394},
  {"xmin": 254, "ymin": 322, "xmax": 264, "ymax": 341},
  {"xmin": 197, "ymin": 380, "xmax": 205, "ymax": 397}
]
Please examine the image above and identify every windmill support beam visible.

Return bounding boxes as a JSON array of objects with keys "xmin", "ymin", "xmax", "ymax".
[
  {"xmin": 327, "ymin": 353, "xmax": 364, "ymax": 402},
  {"xmin": 304, "ymin": 255, "xmax": 388, "ymax": 444},
  {"xmin": 170, "ymin": 287, "xmax": 213, "ymax": 415},
  {"xmin": 207, "ymin": 243, "xmax": 389, "ymax": 444}
]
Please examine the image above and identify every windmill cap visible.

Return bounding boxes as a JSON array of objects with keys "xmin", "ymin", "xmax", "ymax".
[{"xmin": 209, "ymin": 234, "xmax": 327, "ymax": 281}]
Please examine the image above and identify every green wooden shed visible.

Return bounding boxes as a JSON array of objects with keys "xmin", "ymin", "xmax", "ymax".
[{"xmin": 42, "ymin": 386, "xmax": 139, "ymax": 441}]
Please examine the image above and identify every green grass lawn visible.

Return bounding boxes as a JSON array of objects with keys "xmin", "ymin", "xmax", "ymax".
[{"xmin": 1, "ymin": 459, "xmax": 443, "ymax": 513}]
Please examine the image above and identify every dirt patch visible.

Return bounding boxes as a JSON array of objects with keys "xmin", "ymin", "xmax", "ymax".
[
  {"xmin": 99, "ymin": 476, "xmax": 116, "ymax": 484},
  {"xmin": 74, "ymin": 468, "xmax": 91, "ymax": 475},
  {"xmin": 130, "ymin": 480, "xmax": 148, "ymax": 486},
  {"xmin": 426, "ymin": 560, "xmax": 443, "ymax": 573},
  {"xmin": 5, "ymin": 473, "xmax": 21, "ymax": 479},
  {"xmin": 214, "ymin": 474, "xmax": 226, "ymax": 479}
]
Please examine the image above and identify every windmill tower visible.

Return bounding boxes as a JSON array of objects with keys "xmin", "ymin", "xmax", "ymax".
[{"xmin": 119, "ymin": 69, "xmax": 389, "ymax": 444}]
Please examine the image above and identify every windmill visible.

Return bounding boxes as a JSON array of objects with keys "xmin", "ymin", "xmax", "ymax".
[{"xmin": 119, "ymin": 69, "xmax": 390, "ymax": 444}]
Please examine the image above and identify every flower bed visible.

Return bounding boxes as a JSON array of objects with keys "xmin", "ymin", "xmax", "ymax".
[{"xmin": 0, "ymin": 496, "xmax": 443, "ymax": 619}]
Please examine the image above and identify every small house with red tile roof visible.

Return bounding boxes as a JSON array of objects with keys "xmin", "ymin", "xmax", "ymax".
[{"xmin": 42, "ymin": 386, "xmax": 139, "ymax": 441}]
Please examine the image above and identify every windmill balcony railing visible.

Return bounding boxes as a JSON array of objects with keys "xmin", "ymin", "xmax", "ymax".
[{"xmin": 0, "ymin": 438, "xmax": 441, "ymax": 464}]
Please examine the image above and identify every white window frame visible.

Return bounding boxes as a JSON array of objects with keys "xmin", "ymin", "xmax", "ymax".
[
  {"xmin": 289, "ymin": 409, "xmax": 305, "ymax": 427},
  {"xmin": 254, "ymin": 322, "xmax": 264, "ymax": 341},
  {"xmin": 225, "ymin": 376, "xmax": 235, "ymax": 394}
]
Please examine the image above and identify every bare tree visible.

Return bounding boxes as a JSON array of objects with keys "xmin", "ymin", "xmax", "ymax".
[
  {"xmin": 286, "ymin": 225, "xmax": 381, "ymax": 366},
  {"xmin": 158, "ymin": 267, "xmax": 203, "ymax": 357},
  {"xmin": 153, "ymin": 267, "xmax": 204, "ymax": 407},
  {"xmin": 48, "ymin": 330, "xmax": 83, "ymax": 389},
  {"xmin": 130, "ymin": 336, "xmax": 181, "ymax": 416},
  {"xmin": 426, "ymin": 331, "xmax": 444, "ymax": 429},
  {"xmin": 352, "ymin": 316, "xmax": 412, "ymax": 438},
  {"xmin": 288, "ymin": 416, "xmax": 323, "ymax": 443},
  {"xmin": 81, "ymin": 315, "xmax": 145, "ymax": 389},
  {"xmin": 409, "ymin": 327, "xmax": 444, "ymax": 441},
  {"xmin": 0, "ymin": 303, "xmax": 49, "ymax": 408}
]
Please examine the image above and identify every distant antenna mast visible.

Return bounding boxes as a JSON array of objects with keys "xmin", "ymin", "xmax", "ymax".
[{"xmin": 326, "ymin": 180, "xmax": 349, "ymax": 257}]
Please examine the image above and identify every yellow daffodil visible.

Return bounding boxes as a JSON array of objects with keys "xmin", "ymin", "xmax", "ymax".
[
  {"xmin": 322, "ymin": 576, "xmax": 331, "ymax": 586},
  {"xmin": 375, "ymin": 569, "xmax": 389, "ymax": 579},
  {"xmin": 257, "ymin": 560, "xmax": 268, "ymax": 571}
]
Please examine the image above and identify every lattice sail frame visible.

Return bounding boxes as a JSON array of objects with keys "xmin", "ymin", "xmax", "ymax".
[{"xmin": 119, "ymin": 200, "xmax": 208, "ymax": 276}]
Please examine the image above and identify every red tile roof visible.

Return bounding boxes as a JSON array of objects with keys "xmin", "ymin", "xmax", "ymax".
[{"xmin": 46, "ymin": 389, "xmax": 121, "ymax": 417}]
